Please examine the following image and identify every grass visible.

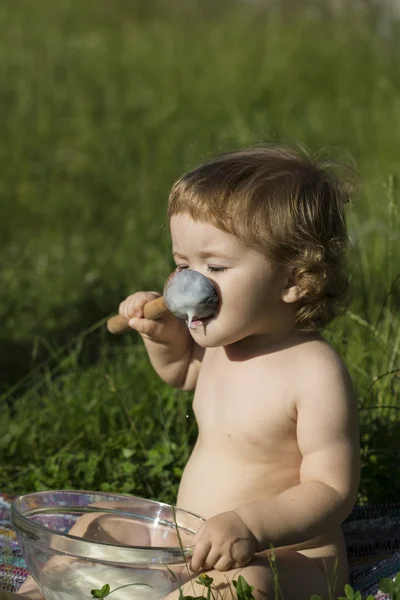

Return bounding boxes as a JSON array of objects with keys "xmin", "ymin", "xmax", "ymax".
[
  {"xmin": 90, "ymin": 559, "xmax": 399, "ymax": 600},
  {"xmin": 0, "ymin": 0, "xmax": 399, "ymax": 506}
]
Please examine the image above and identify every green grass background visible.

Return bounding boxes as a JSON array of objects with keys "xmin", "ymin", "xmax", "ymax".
[{"xmin": 0, "ymin": 0, "xmax": 399, "ymax": 505}]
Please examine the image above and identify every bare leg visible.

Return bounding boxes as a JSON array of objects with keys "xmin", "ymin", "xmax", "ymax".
[
  {"xmin": 18, "ymin": 501, "xmax": 151, "ymax": 598},
  {"xmin": 1, "ymin": 591, "xmax": 35, "ymax": 600},
  {"xmin": 162, "ymin": 549, "xmax": 348, "ymax": 600},
  {"xmin": 14, "ymin": 581, "xmax": 43, "ymax": 600}
]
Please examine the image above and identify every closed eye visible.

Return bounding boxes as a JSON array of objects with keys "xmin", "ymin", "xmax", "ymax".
[
  {"xmin": 175, "ymin": 265, "xmax": 227, "ymax": 274},
  {"xmin": 207, "ymin": 266, "xmax": 227, "ymax": 273}
]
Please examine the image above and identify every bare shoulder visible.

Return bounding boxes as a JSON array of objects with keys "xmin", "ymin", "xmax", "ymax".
[{"xmin": 293, "ymin": 334, "xmax": 354, "ymax": 395}]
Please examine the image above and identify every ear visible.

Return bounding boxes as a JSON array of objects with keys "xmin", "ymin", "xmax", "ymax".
[{"xmin": 280, "ymin": 267, "xmax": 303, "ymax": 304}]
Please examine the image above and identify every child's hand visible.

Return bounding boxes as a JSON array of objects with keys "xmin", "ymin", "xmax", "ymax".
[
  {"xmin": 190, "ymin": 511, "xmax": 257, "ymax": 572},
  {"xmin": 119, "ymin": 291, "xmax": 185, "ymax": 344}
]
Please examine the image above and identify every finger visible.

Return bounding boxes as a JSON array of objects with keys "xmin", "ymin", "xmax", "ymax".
[
  {"xmin": 134, "ymin": 292, "xmax": 161, "ymax": 319},
  {"xmin": 232, "ymin": 548, "xmax": 254, "ymax": 568},
  {"xmin": 202, "ymin": 549, "xmax": 223, "ymax": 571},
  {"xmin": 213, "ymin": 555, "xmax": 234, "ymax": 571},
  {"xmin": 119, "ymin": 299, "xmax": 139, "ymax": 321},
  {"xmin": 118, "ymin": 300, "xmax": 129, "ymax": 321},
  {"xmin": 190, "ymin": 540, "xmax": 212, "ymax": 573},
  {"xmin": 128, "ymin": 318, "xmax": 164, "ymax": 338},
  {"xmin": 119, "ymin": 292, "xmax": 160, "ymax": 320},
  {"xmin": 191, "ymin": 524, "xmax": 205, "ymax": 546}
]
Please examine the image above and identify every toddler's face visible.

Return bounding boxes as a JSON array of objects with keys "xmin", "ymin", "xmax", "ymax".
[{"xmin": 169, "ymin": 214, "xmax": 291, "ymax": 349}]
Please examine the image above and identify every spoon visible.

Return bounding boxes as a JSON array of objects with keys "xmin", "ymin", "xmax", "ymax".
[{"xmin": 107, "ymin": 269, "xmax": 219, "ymax": 334}]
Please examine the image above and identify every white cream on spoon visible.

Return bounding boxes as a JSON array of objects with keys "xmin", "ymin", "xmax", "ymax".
[{"xmin": 163, "ymin": 269, "xmax": 219, "ymax": 329}]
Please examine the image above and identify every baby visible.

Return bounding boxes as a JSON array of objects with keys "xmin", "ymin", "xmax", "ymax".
[{"xmin": 16, "ymin": 145, "xmax": 360, "ymax": 600}]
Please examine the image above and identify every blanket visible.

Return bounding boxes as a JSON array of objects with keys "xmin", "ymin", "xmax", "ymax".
[{"xmin": 1, "ymin": 493, "xmax": 400, "ymax": 598}]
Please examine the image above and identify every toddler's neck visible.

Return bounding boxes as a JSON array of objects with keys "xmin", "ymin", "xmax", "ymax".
[{"xmin": 224, "ymin": 329, "xmax": 322, "ymax": 361}]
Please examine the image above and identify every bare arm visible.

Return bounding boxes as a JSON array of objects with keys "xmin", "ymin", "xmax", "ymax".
[
  {"xmin": 119, "ymin": 291, "xmax": 204, "ymax": 389},
  {"xmin": 176, "ymin": 341, "xmax": 205, "ymax": 391},
  {"xmin": 235, "ymin": 353, "xmax": 360, "ymax": 552},
  {"xmin": 140, "ymin": 314, "xmax": 195, "ymax": 388}
]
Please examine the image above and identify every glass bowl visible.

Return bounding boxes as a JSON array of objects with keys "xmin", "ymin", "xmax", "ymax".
[{"xmin": 11, "ymin": 490, "xmax": 205, "ymax": 600}]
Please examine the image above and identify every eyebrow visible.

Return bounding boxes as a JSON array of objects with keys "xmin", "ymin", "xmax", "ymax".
[{"xmin": 173, "ymin": 250, "xmax": 236, "ymax": 260}]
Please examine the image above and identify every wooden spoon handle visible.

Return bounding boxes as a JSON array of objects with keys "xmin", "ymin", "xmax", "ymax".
[{"xmin": 107, "ymin": 296, "xmax": 168, "ymax": 334}]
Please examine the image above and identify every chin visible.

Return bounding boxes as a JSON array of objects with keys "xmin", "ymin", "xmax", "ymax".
[
  {"xmin": 188, "ymin": 332, "xmax": 220, "ymax": 348},
  {"xmin": 197, "ymin": 340, "xmax": 222, "ymax": 348},
  {"xmin": 188, "ymin": 323, "xmax": 241, "ymax": 348}
]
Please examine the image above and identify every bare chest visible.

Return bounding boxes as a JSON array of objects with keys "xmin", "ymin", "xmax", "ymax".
[{"xmin": 192, "ymin": 347, "xmax": 298, "ymax": 455}]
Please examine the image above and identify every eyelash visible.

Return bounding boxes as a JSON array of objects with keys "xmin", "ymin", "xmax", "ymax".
[{"xmin": 177, "ymin": 266, "xmax": 227, "ymax": 274}]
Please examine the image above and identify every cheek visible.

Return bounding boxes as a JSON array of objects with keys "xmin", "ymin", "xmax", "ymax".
[
  {"xmin": 222, "ymin": 275, "xmax": 279, "ymax": 315},
  {"xmin": 219, "ymin": 287, "xmax": 258, "ymax": 322},
  {"xmin": 217, "ymin": 278, "xmax": 247, "ymax": 312}
]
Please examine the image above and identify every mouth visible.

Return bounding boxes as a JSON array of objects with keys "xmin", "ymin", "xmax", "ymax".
[{"xmin": 189, "ymin": 316, "xmax": 213, "ymax": 329}]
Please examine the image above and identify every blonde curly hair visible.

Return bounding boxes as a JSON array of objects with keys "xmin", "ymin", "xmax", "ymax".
[{"xmin": 167, "ymin": 144, "xmax": 356, "ymax": 330}]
